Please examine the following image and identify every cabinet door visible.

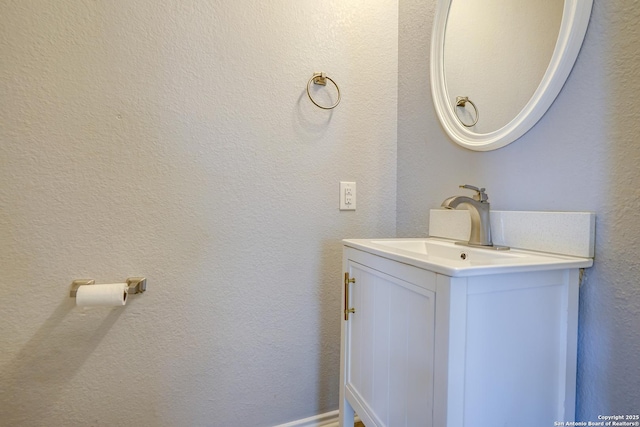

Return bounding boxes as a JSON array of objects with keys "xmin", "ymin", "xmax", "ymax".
[{"xmin": 345, "ymin": 260, "xmax": 436, "ymax": 427}]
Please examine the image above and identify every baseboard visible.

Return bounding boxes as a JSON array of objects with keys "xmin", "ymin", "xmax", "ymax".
[{"xmin": 273, "ymin": 410, "xmax": 360, "ymax": 427}]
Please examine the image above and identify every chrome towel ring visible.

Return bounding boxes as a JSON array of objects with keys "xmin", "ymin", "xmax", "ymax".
[
  {"xmin": 307, "ymin": 72, "xmax": 341, "ymax": 110},
  {"xmin": 454, "ymin": 96, "xmax": 479, "ymax": 127}
]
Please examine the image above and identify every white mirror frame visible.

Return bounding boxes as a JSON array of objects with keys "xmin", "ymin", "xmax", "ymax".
[{"xmin": 430, "ymin": 0, "xmax": 593, "ymax": 151}]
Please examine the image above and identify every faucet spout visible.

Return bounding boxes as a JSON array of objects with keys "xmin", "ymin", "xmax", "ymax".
[
  {"xmin": 441, "ymin": 186, "xmax": 493, "ymax": 247},
  {"xmin": 441, "ymin": 195, "xmax": 476, "ymax": 210}
]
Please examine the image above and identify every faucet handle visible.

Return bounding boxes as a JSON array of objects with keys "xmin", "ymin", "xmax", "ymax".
[{"xmin": 459, "ymin": 184, "xmax": 488, "ymax": 202}]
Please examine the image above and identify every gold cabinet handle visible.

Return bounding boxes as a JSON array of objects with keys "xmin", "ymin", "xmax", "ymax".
[{"xmin": 344, "ymin": 273, "xmax": 356, "ymax": 320}]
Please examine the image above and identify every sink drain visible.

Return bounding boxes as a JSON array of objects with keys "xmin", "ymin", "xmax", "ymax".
[{"xmin": 460, "ymin": 252, "xmax": 468, "ymax": 260}]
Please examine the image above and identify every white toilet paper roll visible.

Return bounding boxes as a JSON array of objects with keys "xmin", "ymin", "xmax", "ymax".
[{"xmin": 76, "ymin": 283, "xmax": 128, "ymax": 307}]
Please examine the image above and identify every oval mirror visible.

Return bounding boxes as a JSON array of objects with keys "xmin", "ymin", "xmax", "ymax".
[{"xmin": 430, "ymin": 0, "xmax": 593, "ymax": 151}]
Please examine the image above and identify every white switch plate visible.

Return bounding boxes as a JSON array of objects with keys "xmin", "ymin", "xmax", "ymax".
[{"xmin": 340, "ymin": 181, "xmax": 356, "ymax": 210}]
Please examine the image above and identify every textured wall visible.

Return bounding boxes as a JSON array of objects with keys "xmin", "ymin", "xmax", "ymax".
[
  {"xmin": 0, "ymin": 1, "xmax": 397, "ymax": 426},
  {"xmin": 399, "ymin": 0, "xmax": 640, "ymax": 418}
]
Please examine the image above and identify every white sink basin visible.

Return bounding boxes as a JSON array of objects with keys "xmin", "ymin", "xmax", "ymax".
[{"xmin": 343, "ymin": 237, "xmax": 593, "ymax": 276}]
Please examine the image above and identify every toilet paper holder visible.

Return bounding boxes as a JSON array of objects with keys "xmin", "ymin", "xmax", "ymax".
[{"xmin": 70, "ymin": 277, "xmax": 147, "ymax": 298}]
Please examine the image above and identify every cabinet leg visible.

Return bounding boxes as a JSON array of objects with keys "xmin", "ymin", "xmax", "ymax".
[{"xmin": 338, "ymin": 397, "xmax": 355, "ymax": 427}]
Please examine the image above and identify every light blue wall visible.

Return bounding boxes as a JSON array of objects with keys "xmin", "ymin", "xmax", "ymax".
[
  {"xmin": 0, "ymin": 1, "xmax": 398, "ymax": 425},
  {"xmin": 398, "ymin": 0, "xmax": 640, "ymax": 417}
]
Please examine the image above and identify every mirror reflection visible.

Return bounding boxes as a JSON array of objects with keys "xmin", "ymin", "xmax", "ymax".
[{"xmin": 444, "ymin": 0, "xmax": 563, "ymax": 134}]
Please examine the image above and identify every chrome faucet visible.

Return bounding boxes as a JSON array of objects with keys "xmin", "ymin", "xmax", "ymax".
[{"xmin": 441, "ymin": 184, "xmax": 494, "ymax": 247}]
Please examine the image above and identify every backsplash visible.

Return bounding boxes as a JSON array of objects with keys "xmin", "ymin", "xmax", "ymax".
[{"xmin": 429, "ymin": 209, "xmax": 595, "ymax": 258}]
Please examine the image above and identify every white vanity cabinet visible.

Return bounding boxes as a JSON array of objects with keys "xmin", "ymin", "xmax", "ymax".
[{"xmin": 339, "ymin": 244, "xmax": 581, "ymax": 427}]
